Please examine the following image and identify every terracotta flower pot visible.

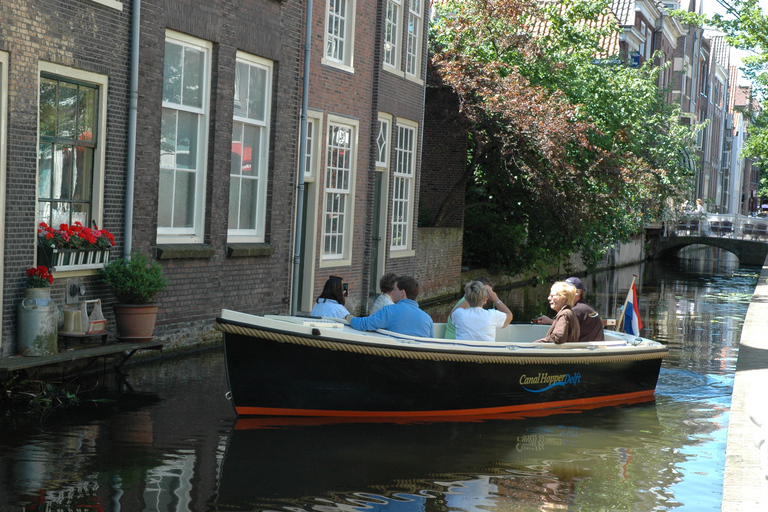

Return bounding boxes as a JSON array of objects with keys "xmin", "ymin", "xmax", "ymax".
[{"xmin": 112, "ymin": 304, "xmax": 159, "ymax": 343}]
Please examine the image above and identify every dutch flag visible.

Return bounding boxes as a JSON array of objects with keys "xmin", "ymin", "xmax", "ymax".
[{"xmin": 624, "ymin": 282, "xmax": 643, "ymax": 336}]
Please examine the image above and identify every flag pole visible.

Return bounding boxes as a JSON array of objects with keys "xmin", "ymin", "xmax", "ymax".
[{"xmin": 615, "ymin": 274, "xmax": 637, "ymax": 331}]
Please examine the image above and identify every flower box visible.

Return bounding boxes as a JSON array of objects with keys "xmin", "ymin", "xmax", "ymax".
[{"xmin": 39, "ymin": 246, "xmax": 111, "ymax": 272}]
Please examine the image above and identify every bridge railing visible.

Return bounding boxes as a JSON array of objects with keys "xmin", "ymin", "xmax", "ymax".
[{"xmin": 668, "ymin": 213, "xmax": 768, "ymax": 240}]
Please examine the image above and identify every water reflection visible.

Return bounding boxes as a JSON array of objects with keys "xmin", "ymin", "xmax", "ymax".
[{"xmin": 0, "ymin": 247, "xmax": 758, "ymax": 511}]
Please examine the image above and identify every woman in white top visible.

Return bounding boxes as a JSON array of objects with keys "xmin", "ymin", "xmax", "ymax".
[
  {"xmin": 310, "ymin": 276, "xmax": 350, "ymax": 319},
  {"xmin": 450, "ymin": 280, "xmax": 513, "ymax": 341},
  {"xmin": 370, "ymin": 272, "xmax": 397, "ymax": 315}
]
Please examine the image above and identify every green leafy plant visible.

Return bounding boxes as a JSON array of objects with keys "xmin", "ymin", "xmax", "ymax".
[{"xmin": 100, "ymin": 252, "xmax": 168, "ymax": 304}]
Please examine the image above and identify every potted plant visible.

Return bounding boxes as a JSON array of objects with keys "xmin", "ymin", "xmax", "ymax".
[
  {"xmin": 100, "ymin": 252, "xmax": 168, "ymax": 343},
  {"xmin": 18, "ymin": 266, "xmax": 58, "ymax": 356},
  {"xmin": 38, "ymin": 221, "xmax": 115, "ymax": 271}
]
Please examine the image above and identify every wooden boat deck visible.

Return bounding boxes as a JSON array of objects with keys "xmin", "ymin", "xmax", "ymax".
[{"xmin": 0, "ymin": 341, "xmax": 164, "ymax": 379}]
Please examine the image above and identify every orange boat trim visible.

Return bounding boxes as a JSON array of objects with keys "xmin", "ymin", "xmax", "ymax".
[{"xmin": 234, "ymin": 390, "xmax": 655, "ymax": 419}]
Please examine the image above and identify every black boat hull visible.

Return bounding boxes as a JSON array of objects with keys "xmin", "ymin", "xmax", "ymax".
[{"xmin": 221, "ymin": 318, "xmax": 665, "ymax": 418}]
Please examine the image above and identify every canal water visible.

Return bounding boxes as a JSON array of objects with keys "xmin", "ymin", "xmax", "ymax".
[{"xmin": 0, "ymin": 248, "xmax": 757, "ymax": 511}]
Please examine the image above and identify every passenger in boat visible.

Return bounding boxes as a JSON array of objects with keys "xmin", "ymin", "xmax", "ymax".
[
  {"xmin": 345, "ymin": 275, "xmax": 433, "ymax": 337},
  {"xmin": 310, "ymin": 276, "xmax": 350, "ymax": 319},
  {"xmin": 369, "ymin": 272, "xmax": 397, "ymax": 315},
  {"xmin": 534, "ymin": 281, "xmax": 580, "ymax": 344},
  {"xmin": 444, "ymin": 276, "xmax": 496, "ymax": 339},
  {"xmin": 534, "ymin": 276, "xmax": 604, "ymax": 341},
  {"xmin": 450, "ymin": 280, "xmax": 513, "ymax": 341}
]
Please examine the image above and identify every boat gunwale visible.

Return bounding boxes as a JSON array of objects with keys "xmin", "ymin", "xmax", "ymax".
[{"xmin": 215, "ymin": 315, "xmax": 668, "ymax": 364}]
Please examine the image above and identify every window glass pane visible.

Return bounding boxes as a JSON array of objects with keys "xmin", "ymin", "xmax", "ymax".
[
  {"xmin": 72, "ymin": 147, "xmax": 93, "ymax": 202},
  {"xmin": 78, "ymin": 85, "xmax": 97, "ymax": 142},
  {"xmin": 182, "ymin": 46, "xmax": 204, "ymax": 108},
  {"xmin": 40, "ymin": 78, "xmax": 58, "ymax": 137},
  {"xmin": 163, "ymin": 42, "xmax": 183, "ymax": 104},
  {"xmin": 38, "ymin": 143, "xmax": 53, "ymax": 199},
  {"xmin": 243, "ymin": 124, "xmax": 260, "ymax": 176},
  {"xmin": 52, "ymin": 202, "xmax": 71, "ymax": 228},
  {"xmin": 58, "ymin": 81, "xmax": 77, "ymax": 138},
  {"xmin": 176, "ymin": 110, "xmax": 198, "ymax": 170},
  {"xmin": 51, "ymin": 145, "xmax": 68, "ymax": 200},
  {"xmin": 72, "ymin": 203, "xmax": 89, "ymax": 226},
  {"xmin": 239, "ymin": 177, "xmax": 257, "ymax": 230},
  {"xmin": 248, "ymin": 66, "xmax": 267, "ymax": 122},
  {"xmin": 233, "ymin": 62, "xmax": 248, "ymax": 118},
  {"xmin": 173, "ymin": 170, "xmax": 195, "ymax": 228},
  {"xmin": 231, "ymin": 122, "xmax": 244, "ymax": 175},
  {"xmin": 228, "ymin": 176, "xmax": 240, "ymax": 229},
  {"xmin": 160, "ymin": 109, "xmax": 177, "ymax": 169},
  {"xmin": 158, "ymin": 168, "xmax": 173, "ymax": 227}
]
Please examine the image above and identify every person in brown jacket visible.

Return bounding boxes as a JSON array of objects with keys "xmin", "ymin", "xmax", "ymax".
[{"xmin": 534, "ymin": 281, "xmax": 580, "ymax": 344}]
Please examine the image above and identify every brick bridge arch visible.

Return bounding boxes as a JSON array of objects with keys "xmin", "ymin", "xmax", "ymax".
[{"xmin": 653, "ymin": 236, "xmax": 768, "ymax": 267}]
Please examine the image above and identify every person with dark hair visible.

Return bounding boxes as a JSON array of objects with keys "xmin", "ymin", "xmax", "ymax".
[
  {"xmin": 370, "ymin": 272, "xmax": 397, "ymax": 315},
  {"xmin": 310, "ymin": 276, "xmax": 350, "ymax": 319},
  {"xmin": 445, "ymin": 276, "xmax": 504, "ymax": 339},
  {"xmin": 451, "ymin": 280, "xmax": 513, "ymax": 341},
  {"xmin": 346, "ymin": 275, "xmax": 433, "ymax": 337},
  {"xmin": 534, "ymin": 276, "xmax": 604, "ymax": 341},
  {"xmin": 534, "ymin": 282, "xmax": 580, "ymax": 344}
]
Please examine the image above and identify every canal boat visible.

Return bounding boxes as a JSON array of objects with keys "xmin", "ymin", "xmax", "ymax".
[{"xmin": 217, "ymin": 309, "xmax": 668, "ymax": 418}]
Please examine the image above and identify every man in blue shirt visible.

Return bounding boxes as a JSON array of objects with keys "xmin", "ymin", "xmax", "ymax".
[{"xmin": 345, "ymin": 276, "xmax": 434, "ymax": 337}]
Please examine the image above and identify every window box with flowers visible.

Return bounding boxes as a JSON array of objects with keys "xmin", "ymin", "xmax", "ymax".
[{"xmin": 37, "ymin": 222, "xmax": 115, "ymax": 272}]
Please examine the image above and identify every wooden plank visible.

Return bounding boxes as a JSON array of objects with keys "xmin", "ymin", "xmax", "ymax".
[{"xmin": 0, "ymin": 341, "xmax": 163, "ymax": 373}]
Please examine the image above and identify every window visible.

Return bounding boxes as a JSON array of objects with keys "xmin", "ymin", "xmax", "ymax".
[
  {"xmin": 37, "ymin": 66, "xmax": 107, "ymax": 232},
  {"xmin": 321, "ymin": 118, "xmax": 357, "ymax": 264},
  {"xmin": 405, "ymin": 0, "xmax": 423, "ymax": 79},
  {"xmin": 376, "ymin": 117, "xmax": 390, "ymax": 168},
  {"xmin": 383, "ymin": 0, "xmax": 401, "ymax": 71},
  {"xmin": 391, "ymin": 120, "xmax": 417, "ymax": 254},
  {"xmin": 303, "ymin": 113, "xmax": 323, "ymax": 180},
  {"xmin": 158, "ymin": 31, "xmax": 211, "ymax": 243},
  {"xmin": 229, "ymin": 52, "xmax": 273, "ymax": 241},
  {"xmin": 324, "ymin": 0, "xmax": 356, "ymax": 71}
]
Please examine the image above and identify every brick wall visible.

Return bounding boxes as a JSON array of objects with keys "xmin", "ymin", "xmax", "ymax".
[
  {"xmin": 0, "ymin": 0, "xmax": 132, "ymax": 355},
  {"xmin": 420, "ymin": 86, "xmax": 467, "ymax": 228},
  {"xmin": 415, "ymin": 227, "xmax": 463, "ymax": 302},
  {"xmin": 133, "ymin": 0, "xmax": 303, "ymax": 345}
]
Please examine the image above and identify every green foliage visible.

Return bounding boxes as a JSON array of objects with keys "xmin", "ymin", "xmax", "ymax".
[
  {"xmin": 431, "ymin": 0, "xmax": 694, "ymax": 274},
  {"xmin": 100, "ymin": 252, "xmax": 168, "ymax": 305}
]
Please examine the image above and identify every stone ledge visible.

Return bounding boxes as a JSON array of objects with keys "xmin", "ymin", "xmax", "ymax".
[
  {"xmin": 156, "ymin": 244, "xmax": 216, "ymax": 260},
  {"xmin": 227, "ymin": 243, "xmax": 275, "ymax": 258}
]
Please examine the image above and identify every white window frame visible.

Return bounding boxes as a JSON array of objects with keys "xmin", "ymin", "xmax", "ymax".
[
  {"xmin": 228, "ymin": 52, "xmax": 273, "ymax": 242},
  {"xmin": 303, "ymin": 111, "xmax": 324, "ymax": 182},
  {"xmin": 404, "ymin": 0, "xmax": 423, "ymax": 82},
  {"xmin": 320, "ymin": 116, "xmax": 358, "ymax": 267},
  {"xmin": 383, "ymin": 0, "xmax": 403, "ymax": 76},
  {"xmin": 376, "ymin": 116, "xmax": 391, "ymax": 169},
  {"xmin": 322, "ymin": 0, "xmax": 356, "ymax": 73},
  {"xmin": 157, "ymin": 31, "xmax": 212, "ymax": 244},
  {"xmin": 37, "ymin": 61, "xmax": 108, "ymax": 245},
  {"xmin": 89, "ymin": 0, "xmax": 123, "ymax": 10},
  {"xmin": 390, "ymin": 119, "xmax": 417, "ymax": 257}
]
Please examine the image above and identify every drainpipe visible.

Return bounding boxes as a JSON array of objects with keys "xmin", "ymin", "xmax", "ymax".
[
  {"xmin": 124, "ymin": 0, "xmax": 141, "ymax": 261},
  {"xmin": 290, "ymin": 0, "xmax": 313, "ymax": 315}
]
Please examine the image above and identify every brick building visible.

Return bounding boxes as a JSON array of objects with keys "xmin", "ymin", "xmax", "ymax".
[{"xmin": 0, "ymin": 0, "xmax": 439, "ymax": 354}]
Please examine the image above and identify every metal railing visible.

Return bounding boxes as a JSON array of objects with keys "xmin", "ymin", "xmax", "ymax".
[{"xmin": 666, "ymin": 213, "xmax": 768, "ymax": 241}]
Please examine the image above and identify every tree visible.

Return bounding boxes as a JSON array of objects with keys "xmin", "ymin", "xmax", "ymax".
[{"xmin": 430, "ymin": 0, "xmax": 695, "ymax": 276}]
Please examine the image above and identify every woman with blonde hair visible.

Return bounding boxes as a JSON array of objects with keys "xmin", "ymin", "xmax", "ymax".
[
  {"xmin": 534, "ymin": 281, "xmax": 580, "ymax": 344},
  {"xmin": 450, "ymin": 280, "xmax": 513, "ymax": 341}
]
